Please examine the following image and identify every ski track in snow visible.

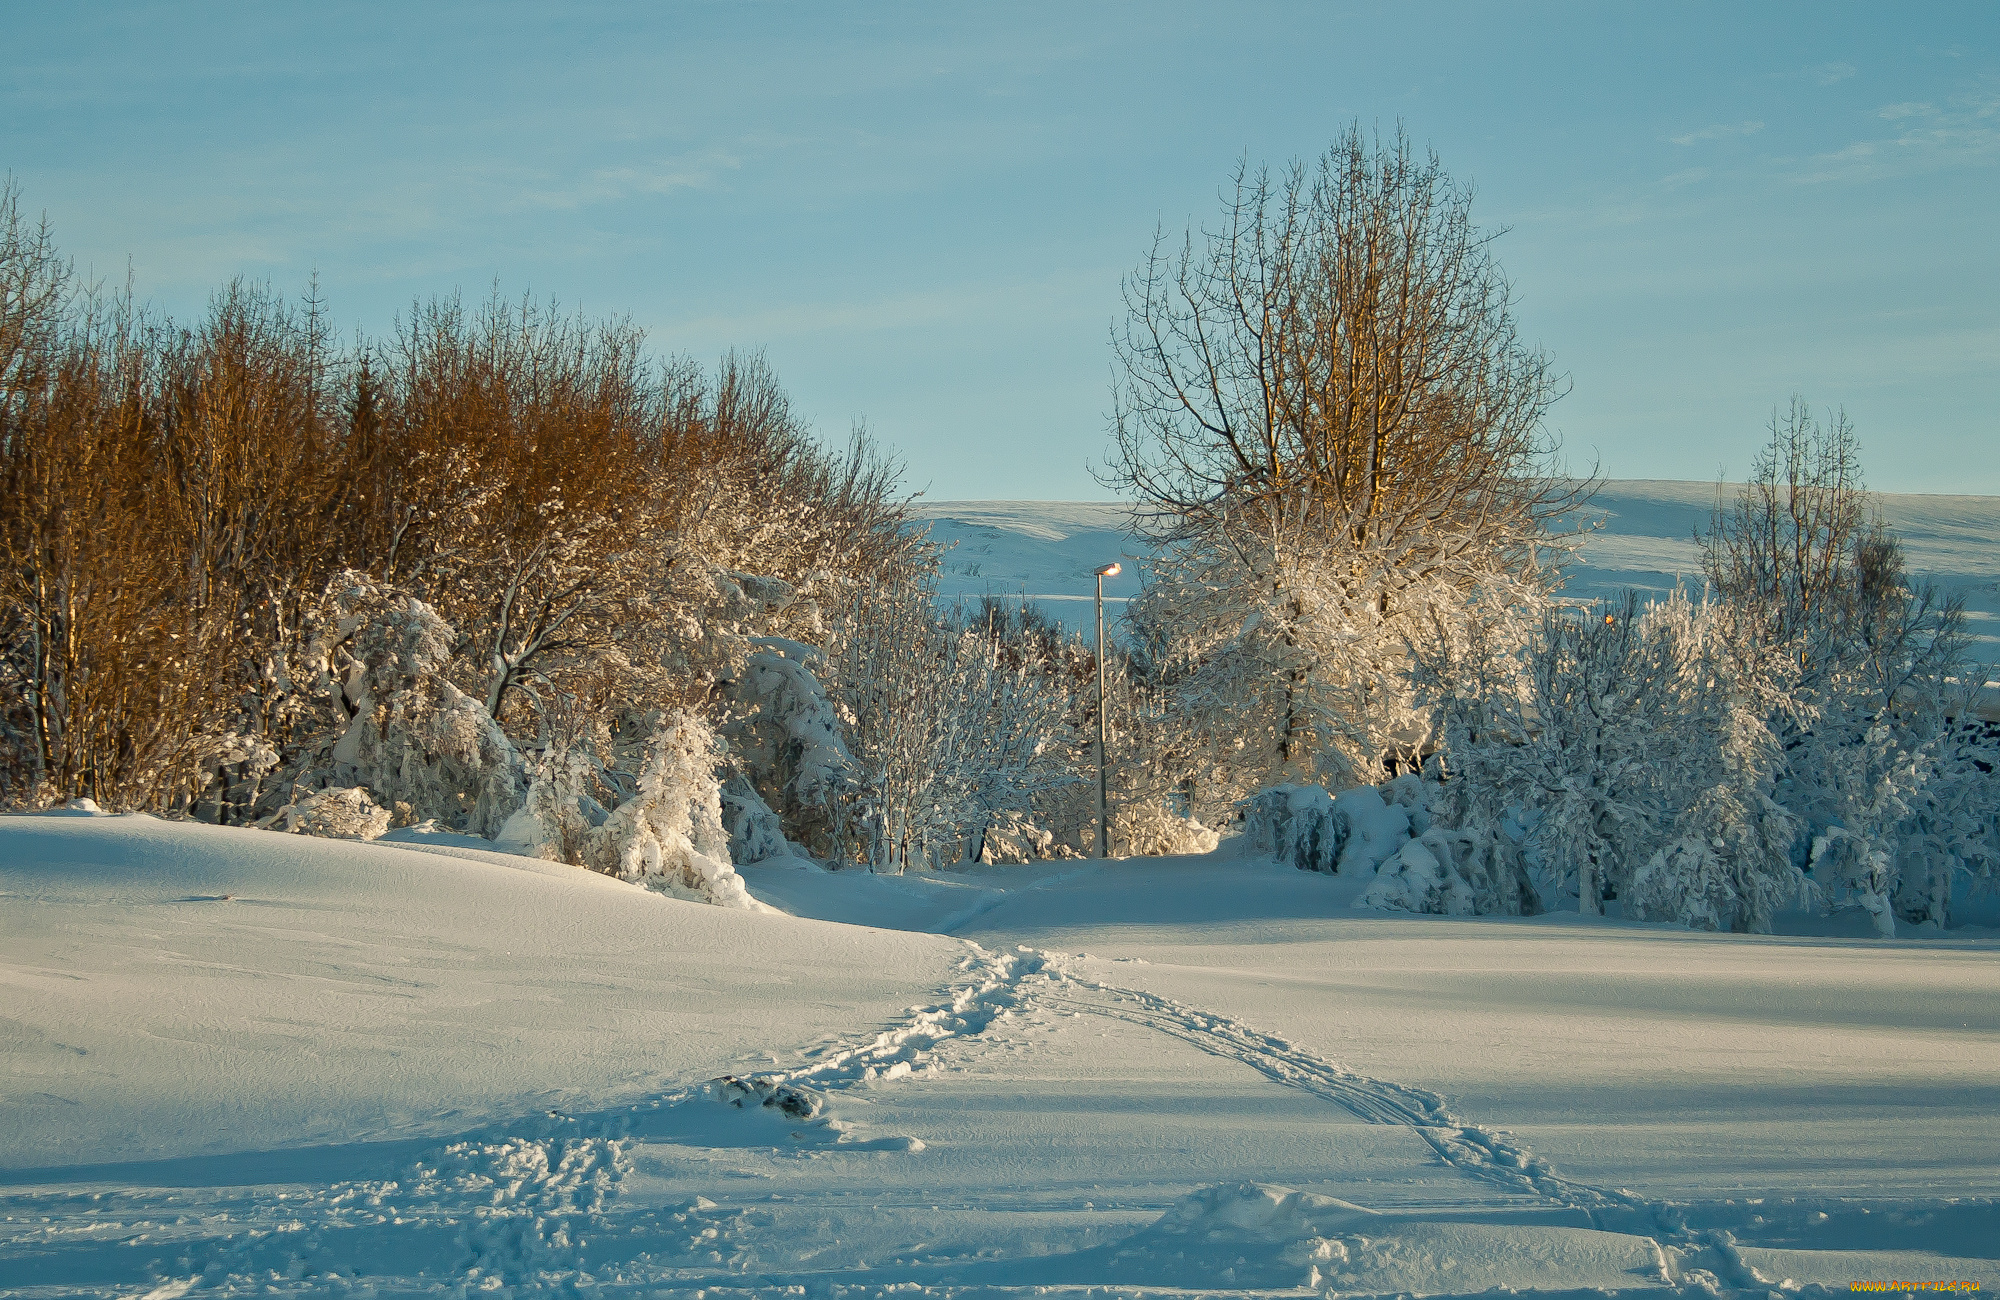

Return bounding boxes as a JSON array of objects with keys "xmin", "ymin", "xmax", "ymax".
[
  {"xmin": 1036, "ymin": 956, "xmax": 1779, "ymax": 1292},
  {"xmin": 3, "ymin": 939, "xmax": 1977, "ymax": 1296}
]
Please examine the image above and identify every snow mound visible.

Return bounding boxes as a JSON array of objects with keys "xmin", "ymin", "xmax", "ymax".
[
  {"xmin": 1106, "ymin": 1182, "xmax": 1671, "ymax": 1293},
  {"xmin": 1237, "ymin": 782, "xmax": 1413, "ymax": 874},
  {"xmin": 266, "ymin": 784, "xmax": 390, "ymax": 840},
  {"xmin": 1155, "ymin": 1180, "xmax": 1380, "ymax": 1240},
  {"xmin": 0, "ymin": 812, "xmax": 959, "ymax": 1168}
]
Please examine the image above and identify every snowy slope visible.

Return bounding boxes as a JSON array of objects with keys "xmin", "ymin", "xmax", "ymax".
[
  {"xmin": 5, "ymin": 812, "xmax": 1996, "ymax": 1296},
  {"xmin": 916, "ymin": 482, "xmax": 2000, "ymax": 675},
  {"xmin": 0, "ymin": 812, "xmax": 959, "ymax": 1170}
]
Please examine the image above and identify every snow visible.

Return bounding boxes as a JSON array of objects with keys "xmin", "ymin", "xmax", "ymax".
[
  {"xmin": 5, "ymin": 812, "xmax": 1998, "ymax": 1296},
  {"xmin": 0, "ymin": 813, "xmax": 958, "ymax": 1170},
  {"xmin": 915, "ymin": 483, "xmax": 2000, "ymax": 680}
]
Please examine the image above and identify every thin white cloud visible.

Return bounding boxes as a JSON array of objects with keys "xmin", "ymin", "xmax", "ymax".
[
  {"xmin": 1670, "ymin": 120, "xmax": 1764, "ymax": 147},
  {"xmin": 1791, "ymin": 90, "xmax": 2000, "ymax": 184},
  {"xmin": 1813, "ymin": 61, "xmax": 1857, "ymax": 86},
  {"xmin": 509, "ymin": 150, "xmax": 745, "ymax": 212}
]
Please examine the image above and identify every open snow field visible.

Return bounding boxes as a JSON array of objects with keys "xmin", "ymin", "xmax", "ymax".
[
  {"xmin": 5, "ymin": 813, "xmax": 1997, "ymax": 1297},
  {"xmin": 916, "ymin": 483, "xmax": 2000, "ymax": 681}
]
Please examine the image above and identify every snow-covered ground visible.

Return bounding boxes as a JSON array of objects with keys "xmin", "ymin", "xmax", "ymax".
[
  {"xmin": 6, "ymin": 812, "xmax": 1996, "ymax": 1297},
  {"xmin": 917, "ymin": 483, "xmax": 2000, "ymax": 682}
]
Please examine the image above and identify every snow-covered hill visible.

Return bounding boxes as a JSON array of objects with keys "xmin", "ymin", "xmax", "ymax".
[
  {"xmin": 4, "ymin": 811, "xmax": 1996, "ymax": 1296},
  {"xmin": 915, "ymin": 482, "xmax": 2000, "ymax": 674}
]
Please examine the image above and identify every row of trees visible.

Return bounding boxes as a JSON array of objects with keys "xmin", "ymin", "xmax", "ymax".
[
  {"xmin": 7, "ymin": 115, "xmax": 1994, "ymax": 932},
  {"xmin": 1090, "ymin": 130, "xmax": 1996, "ymax": 933},
  {"xmin": 0, "ymin": 181, "xmax": 986, "ymax": 871},
  {"xmin": 0, "ymin": 176, "xmax": 1117, "ymax": 888}
]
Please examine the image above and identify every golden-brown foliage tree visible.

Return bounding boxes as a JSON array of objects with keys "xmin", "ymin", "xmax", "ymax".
[{"xmin": 0, "ymin": 187, "xmax": 922, "ymax": 820}]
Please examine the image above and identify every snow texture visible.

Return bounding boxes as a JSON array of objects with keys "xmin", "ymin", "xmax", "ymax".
[{"xmin": 4, "ymin": 786, "xmax": 1998, "ymax": 1295}]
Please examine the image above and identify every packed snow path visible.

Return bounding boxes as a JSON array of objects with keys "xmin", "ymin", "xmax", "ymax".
[{"xmin": 5, "ymin": 817, "xmax": 1998, "ymax": 1296}]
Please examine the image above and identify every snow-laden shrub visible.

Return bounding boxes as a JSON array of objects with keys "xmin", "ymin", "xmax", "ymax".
[
  {"xmin": 1239, "ymin": 783, "xmax": 1416, "ymax": 874},
  {"xmin": 1628, "ymin": 822, "xmax": 1814, "ymax": 934},
  {"xmin": 1237, "ymin": 774, "xmax": 1540, "ymax": 916},
  {"xmin": 826, "ymin": 588, "xmax": 1078, "ymax": 872},
  {"xmin": 1890, "ymin": 724, "xmax": 2000, "ymax": 927},
  {"xmin": 1114, "ymin": 801, "xmax": 1221, "ymax": 858},
  {"xmin": 976, "ymin": 810, "xmax": 1080, "ymax": 864},
  {"xmin": 1240, "ymin": 786, "xmax": 1344, "ymax": 872},
  {"xmin": 189, "ymin": 731, "xmax": 281, "ymax": 821},
  {"xmin": 1360, "ymin": 825, "xmax": 1539, "ymax": 916},
  {"xmin": 494, "ymin": 746, "xmax": 608, "ymax": 864},
  {"xmin": 577, "ymin": 713, "xmax": 758, "ymax": 908},
  {"xmin": 315, "ymin": 574, "xmax": 527, "ymax": 838},
  {"xmin": 732, "ymin": 637, "xmax": 857, "ymax": 813},
  {"xmin": 719, "ymin": 774, "xmax": 791, "ymax": 864},
  {"xmin": 269, "ymin": 785, "xmax": 391, "ymax": 841}
]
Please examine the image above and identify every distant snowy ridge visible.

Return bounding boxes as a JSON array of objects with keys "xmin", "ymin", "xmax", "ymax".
[{"xmin": 914, "ymin": 480, "xmax": 2000, "ymax": 671}]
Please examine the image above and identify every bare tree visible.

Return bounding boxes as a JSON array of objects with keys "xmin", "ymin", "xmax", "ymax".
[
  {"xmin": 1701, "ymin": 397, "xmax": 1870, "ymax": 679},
  {"xmin": 1109, "ymin": 125, "xmax": 1585, "ymax": 789}
]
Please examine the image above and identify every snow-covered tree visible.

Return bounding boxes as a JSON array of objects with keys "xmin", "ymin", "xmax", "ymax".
[
  {"xmin": 1696, "ymin": 405, "xmax": 1976, "ymax": 933},
  {"xmin": 1414, "ymin": 590, "xmax": 1668, "ymax": 914},
  {"xmin": 1106, "ymin": 127, "xmax": 1585, "ymax": 803},
  {"xmin": 1621, "ymin": 597, "xmax": 1805, "ymax": 933},
  {"xmin": 304, "ymin": 572, "xmax": 528, "ymax": 837},
  {"xmin": 825, "ymin": 586, "xmax": 1078, "ymax": 872},
  {"xmin": 1414, "ymin": 588, "xmax": 1808, "ymax": 931}
]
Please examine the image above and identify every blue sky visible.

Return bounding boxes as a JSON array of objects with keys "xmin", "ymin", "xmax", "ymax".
[{"xmin": 6, "ymin": 2, "xmax": 1996, "ymax": 498}]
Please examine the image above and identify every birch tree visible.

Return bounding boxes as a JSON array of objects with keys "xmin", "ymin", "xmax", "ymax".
[{"xmin": 1107, "ymin": 125, "xmax": 1585, "ymax": 795}]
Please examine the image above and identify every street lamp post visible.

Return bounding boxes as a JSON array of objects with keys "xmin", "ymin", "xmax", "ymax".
[{"xmin": 1092, "ymin": 561, "xmax": 1121, "ymax": 859}]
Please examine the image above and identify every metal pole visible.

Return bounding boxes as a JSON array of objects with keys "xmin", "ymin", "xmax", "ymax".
[{"xmin": 1096, "ymin": 572, "xmax": 1108, "ymax": 860}]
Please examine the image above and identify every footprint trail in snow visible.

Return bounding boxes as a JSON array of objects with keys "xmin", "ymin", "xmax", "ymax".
[{"xmin": 7, "ymin": 937, "xmax": 1986, "ymax": 1297}]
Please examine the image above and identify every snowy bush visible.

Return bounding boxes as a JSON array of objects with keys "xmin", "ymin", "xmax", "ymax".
[
  {"xmin": 827, "ymin": 587, "xmax": 1078, "ymax": 872},
  {"xmin": 575, "ymin": 713, "xmax": 758, "ymax": 908},
  {"xmin": 1889, "ymin": 723, "xmax": 2000, "ymax": 928},
  {"xmin": 494, "ymin": 744, "xmax": 607, "ymax": 864},
  {"xmin": 718, "ymin": 774, "xmax": 792, "ymax": 864},
  {"xmin": 1113, "ymin": 801, "xmax": 1221, "ymax": 858},
  {"xmin": 722, "ymin": 636, "xmax": 857, "ymax": 856},
  {"xmin": 1238, "ymin": 781, "xmax": 1439, "ymax": 876},
  {"xmin": 1239, "ymin": 786, "xmax": 1345, "ymax": 872},
  {"xmin": 975, "ymin": 810, "xmax": 1071, "ymax": 864},
  {"xmin": 313, "ymin": 573, "xmax": 528, "ymax": 838},
  {"xmin": 1360, "ymin": 826, "xmax": 1539, "ymax": 916},
  {"xmin": 268, "ymin": 785, "xmax": 391, "ymax": 841}
]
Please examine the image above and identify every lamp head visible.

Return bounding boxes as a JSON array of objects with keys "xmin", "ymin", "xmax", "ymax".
[{"xmin": 1093, "ymin": 562, "xmax": 1122, "ymax": 578}]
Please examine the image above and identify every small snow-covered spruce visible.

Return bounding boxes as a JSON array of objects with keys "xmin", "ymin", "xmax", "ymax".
[{"xmin": 575, "ymin": 711, "xmax": 758, "ymax": 908}]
